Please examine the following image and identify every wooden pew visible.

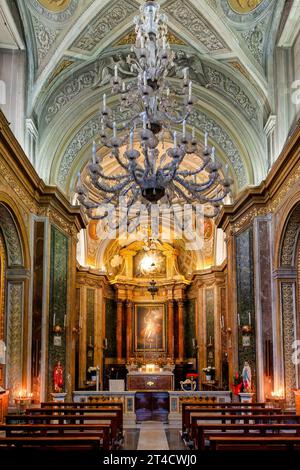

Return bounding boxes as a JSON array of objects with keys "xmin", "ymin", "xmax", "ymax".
[
  {"xmin": 182, "ymin": 405, "xmax": 283, "ymax": 434},
  {"xmin": 26, "ymin": 406, "xmax": 123, "ymax": 436},
  {"xmin": 186, "ymin": 413, "xmax": 299, "ymax": 445},
  {"xmin": 26, "ymin": 406, "xmax": 123, "ymax": 428},
  {"xmin": 209, "ymin": 435, "xmax": 300, "ymax": 451},
  {"xmin": 0, "ymin": 436, "xmax": 103, "ymax": 463},
  {"xmin": 0, "ymin": 423, "xmax": 111, "ymax": 449},
  {"xmin": 194, "ymin": 423, "xmax": 300, "ymax": 451},
  {"xmin": 181, "ymin": 402, "xmax": 268, "ymax": 432},
  {"xmin": 6, "ymin": 413, "xmax": 119, "ymax": 445}
]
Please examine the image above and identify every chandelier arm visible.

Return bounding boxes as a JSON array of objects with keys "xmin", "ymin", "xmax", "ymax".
[
  {"xmin": 111, "ymin": 151, "xmax": 130, "ymax": 171},
  {"xmin": 106, "ymin": 189, "xmax": 142, "ymax": 231},
  {"xmin": 90, "ymin": 176, "xmax": 132, "ymax": 194},
  {"xmin": 177, "ymin": 161, "xmax": 209, "ymax": 176},
  {"xmin": 77, "ymin": 193, "xmax": 99, "ymax": 210},
  {"xmin": 88, "ymin": 166, "xmax": 128, "ymax": 182},
  {"xmin": 104, "ymin": 113, "xmax": 141, "ymax": 132},
  {"xmin": 175, "ymin": 174, "xmax": 217, "ymax": 192},
  {"xmin": 86, "ymin": 209, "xmax": 109, "ymax": 221},
  {"xmin": 162, "ymin": 110, "xmax": 190, "ymax": 124},
  {"xmin": 196, "ymin": 190, "xmax": 230, "ymax": 204}
]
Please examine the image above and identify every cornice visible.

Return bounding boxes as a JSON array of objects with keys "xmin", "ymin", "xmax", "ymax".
[
  {"xmin": 0, "ymin": 110, "xmax": 86, "ymax": 234},
  {"xmin": 216, "ymin": 118, "xmax": 300, "ymax": 232}
]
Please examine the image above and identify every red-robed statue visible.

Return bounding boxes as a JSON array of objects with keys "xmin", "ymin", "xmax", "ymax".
[{"xmin": 53, "ymin": 361, "xmax": 64, "ymax": 392}]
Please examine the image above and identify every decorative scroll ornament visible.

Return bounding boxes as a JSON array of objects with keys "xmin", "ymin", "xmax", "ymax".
[{"xmin": 76, "ymin": 1, "xmax": 233, "ymax": 230}]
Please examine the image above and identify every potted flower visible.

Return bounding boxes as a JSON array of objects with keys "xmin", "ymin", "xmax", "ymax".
[
  {"xmin": 202, "ymin": 366, "xmax": 215, "ymax": 381},
  {"xmin": 88, "ymin": 366, "xmax": 97, "ymax": 381},
  {"xmin": 232, "ymin": 371, "xmax": 243, "ymax": 395}
]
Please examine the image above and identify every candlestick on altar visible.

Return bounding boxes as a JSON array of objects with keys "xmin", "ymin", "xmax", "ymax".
[{"xmin": 248, "ymin": 312, "xmax": 251, "ymax": 326}]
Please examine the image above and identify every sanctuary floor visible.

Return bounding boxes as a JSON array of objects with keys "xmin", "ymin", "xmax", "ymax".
[{"xmin": 124, "ymin": 422, "xmax": 185, "ymax": 450}]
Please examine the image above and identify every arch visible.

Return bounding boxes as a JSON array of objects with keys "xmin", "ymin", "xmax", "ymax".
[
  {"xmin": 0, "ymin": 197, "xmax": 30, "ymax": 399},
  {"xmin": 276, "ymin": 198, "xmax": 300, "ymax": 404}
]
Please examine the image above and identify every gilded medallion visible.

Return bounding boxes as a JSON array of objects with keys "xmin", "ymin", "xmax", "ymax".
[
  {"xmin": 228, "ymin": 0, "xmax": 263, "ymax": 14},
  {"xmin": 37, "ymin": 0, "xmax": 70, "ymax": 12}
]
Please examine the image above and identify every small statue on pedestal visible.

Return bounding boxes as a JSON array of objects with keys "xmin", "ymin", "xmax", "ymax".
[
  {"xmin": 53, "ymin": 361, "xmax": 64, "ymax": 392},
  {"xmin": 242, "ymin": 361, "xmax": 252, "ymax": 392}
]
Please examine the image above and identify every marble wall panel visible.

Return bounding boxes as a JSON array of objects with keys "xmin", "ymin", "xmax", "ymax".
[
  {"xmin": 48, "ymin": 226, "xmax": 68, "ymax": 395},
  {"xmin": 235, "ymin": 226, "xmax": 256, "ymax": 390}
]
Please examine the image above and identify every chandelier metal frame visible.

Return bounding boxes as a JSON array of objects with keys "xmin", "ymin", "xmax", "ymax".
[{"xmin": 77, "ymin": 0, "xmax": 233, "ymax": 230}]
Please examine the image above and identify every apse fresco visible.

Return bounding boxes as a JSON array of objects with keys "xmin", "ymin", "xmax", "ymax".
[
  {"xmin": 135, "ymin": 304, "xmax": 165, "ymax": 351},
  {"xmin": 133, "ymin": 250, "xmax": 166, "ymax": 278}
]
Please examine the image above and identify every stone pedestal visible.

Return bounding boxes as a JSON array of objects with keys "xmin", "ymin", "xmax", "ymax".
[
  {"xmin": 50, "ymin": 392, "xmax": 67, "ymax": 402},
  {"xmin": 238, "ymin": 392, "xmax": 254, "ymax": 403}
]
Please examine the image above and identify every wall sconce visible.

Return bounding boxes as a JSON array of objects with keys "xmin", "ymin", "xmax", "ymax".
[
  {"xmin": 53, "ymin": 325, "xmax": 63, "ymax": 335},
  {"xmin": 242, "ymin": 325, "xmax": 253, "ymax": 335}
]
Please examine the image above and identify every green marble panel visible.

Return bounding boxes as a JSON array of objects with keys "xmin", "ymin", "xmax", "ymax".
[
  {"xmin": 205, "ymin": 289, "xmax": 215, "ymax": 367},
  {"xmin": 235, "ymin": 226, "xmax": 256, "ymax": 390},
  {"xmin": 184, "ymin": 299, "xmax": 195, "ymax": 359},
  {"xmin": 105, "ymin": 298, "xmax": 117, "ymax": 358},
  {"xmin": 86, "ymin": 288, "xmax": 95, "ymax": 375},
  {"xmin": 48, "ymin": 226, "xmax": 68, "ymax": 395}
]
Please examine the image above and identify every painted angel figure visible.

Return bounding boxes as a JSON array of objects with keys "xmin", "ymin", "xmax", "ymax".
[
  {"xmin": 242, "ymin": 361, "xmax": 252, "ymax": 392},
  {"xmin": 93, "ymin": 54, "xmax": 135, "ymax": 89}
]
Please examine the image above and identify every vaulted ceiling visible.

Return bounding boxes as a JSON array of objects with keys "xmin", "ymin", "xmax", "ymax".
[{"xmin": 16, "ymin": 0, "xmax": 286, "ymax": 199}]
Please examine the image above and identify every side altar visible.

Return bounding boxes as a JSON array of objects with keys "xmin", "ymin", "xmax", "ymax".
[{"xmin": 126, "ymin": 362, "xmax": 174, "ymax": 391}]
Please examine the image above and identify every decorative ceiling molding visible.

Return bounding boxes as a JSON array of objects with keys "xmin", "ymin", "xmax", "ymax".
[
  {"xmin": 202, "ymin": 65, "xmax": 259, "ymax": 124},
  {"xmin": 38, "ymin": 48, "xmax": 262, "ymax": 134},
  {"xmin": 46, "ymin": 57, "xmax": 74, "ymax": 86},
  {"xmin": 70, "ymin": 0, "xmax": 137, "ymax": 53},
  {"xmin": 115, "ymin": 28, "xmax": 186, "ymax": 46},
  {"xmin": 163, "ymin": 0, "xmax": 230, "ymax": 53},
  {"xmin": 241, "ymin": 17, "xmax": 268, "ymax": 66},
  {"xmin": 31, "ymin": 14, "xmax": 58, "ymax": 63}
]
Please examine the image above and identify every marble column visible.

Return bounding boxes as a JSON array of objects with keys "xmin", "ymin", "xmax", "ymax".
[
  {"xmin": 167, "ymin": 300, "xmax": 174, "ymax": 358},
  {"xmin": 117, "ymin": 300, "xmax": 123, "ymax": 363},
  {"xmin": 178, "ymin": 300, "xmax": 184, "ymax": 362},
  {"xmin": 126, "ymin": 300, "xmax": 133, "ymax": 360}
]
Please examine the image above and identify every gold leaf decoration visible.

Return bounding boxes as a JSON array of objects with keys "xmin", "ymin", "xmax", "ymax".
[
  {"xmin": 116, "ymin": 29, "xmax": 185, "ymax": 46},
  {"xmin": 37, "ymin": 0, "xmax": 70, "ymax": 12},
  {"xmin": 228, "ymin": 0, "xmax": 263, "ymax": 14}
]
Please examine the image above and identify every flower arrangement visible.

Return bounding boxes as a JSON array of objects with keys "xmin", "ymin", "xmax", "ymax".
[
  {"xmin": 202, "ymin": 366, "xmax": 215, "ymax": 374},
  {"xmin": 88, "ymin": 366, "xmax": 97, "ymax": 374}
]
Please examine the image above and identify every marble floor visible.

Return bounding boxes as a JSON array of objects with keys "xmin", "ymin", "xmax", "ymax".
[{"xmin": 123, "ymin": 423, "xmax": 185, "ymax": 450}]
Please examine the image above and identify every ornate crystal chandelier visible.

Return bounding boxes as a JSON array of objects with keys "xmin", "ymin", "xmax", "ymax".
[{"xmin": 76, "ymin": 0, "xmax": 232, "ymax": 229}]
